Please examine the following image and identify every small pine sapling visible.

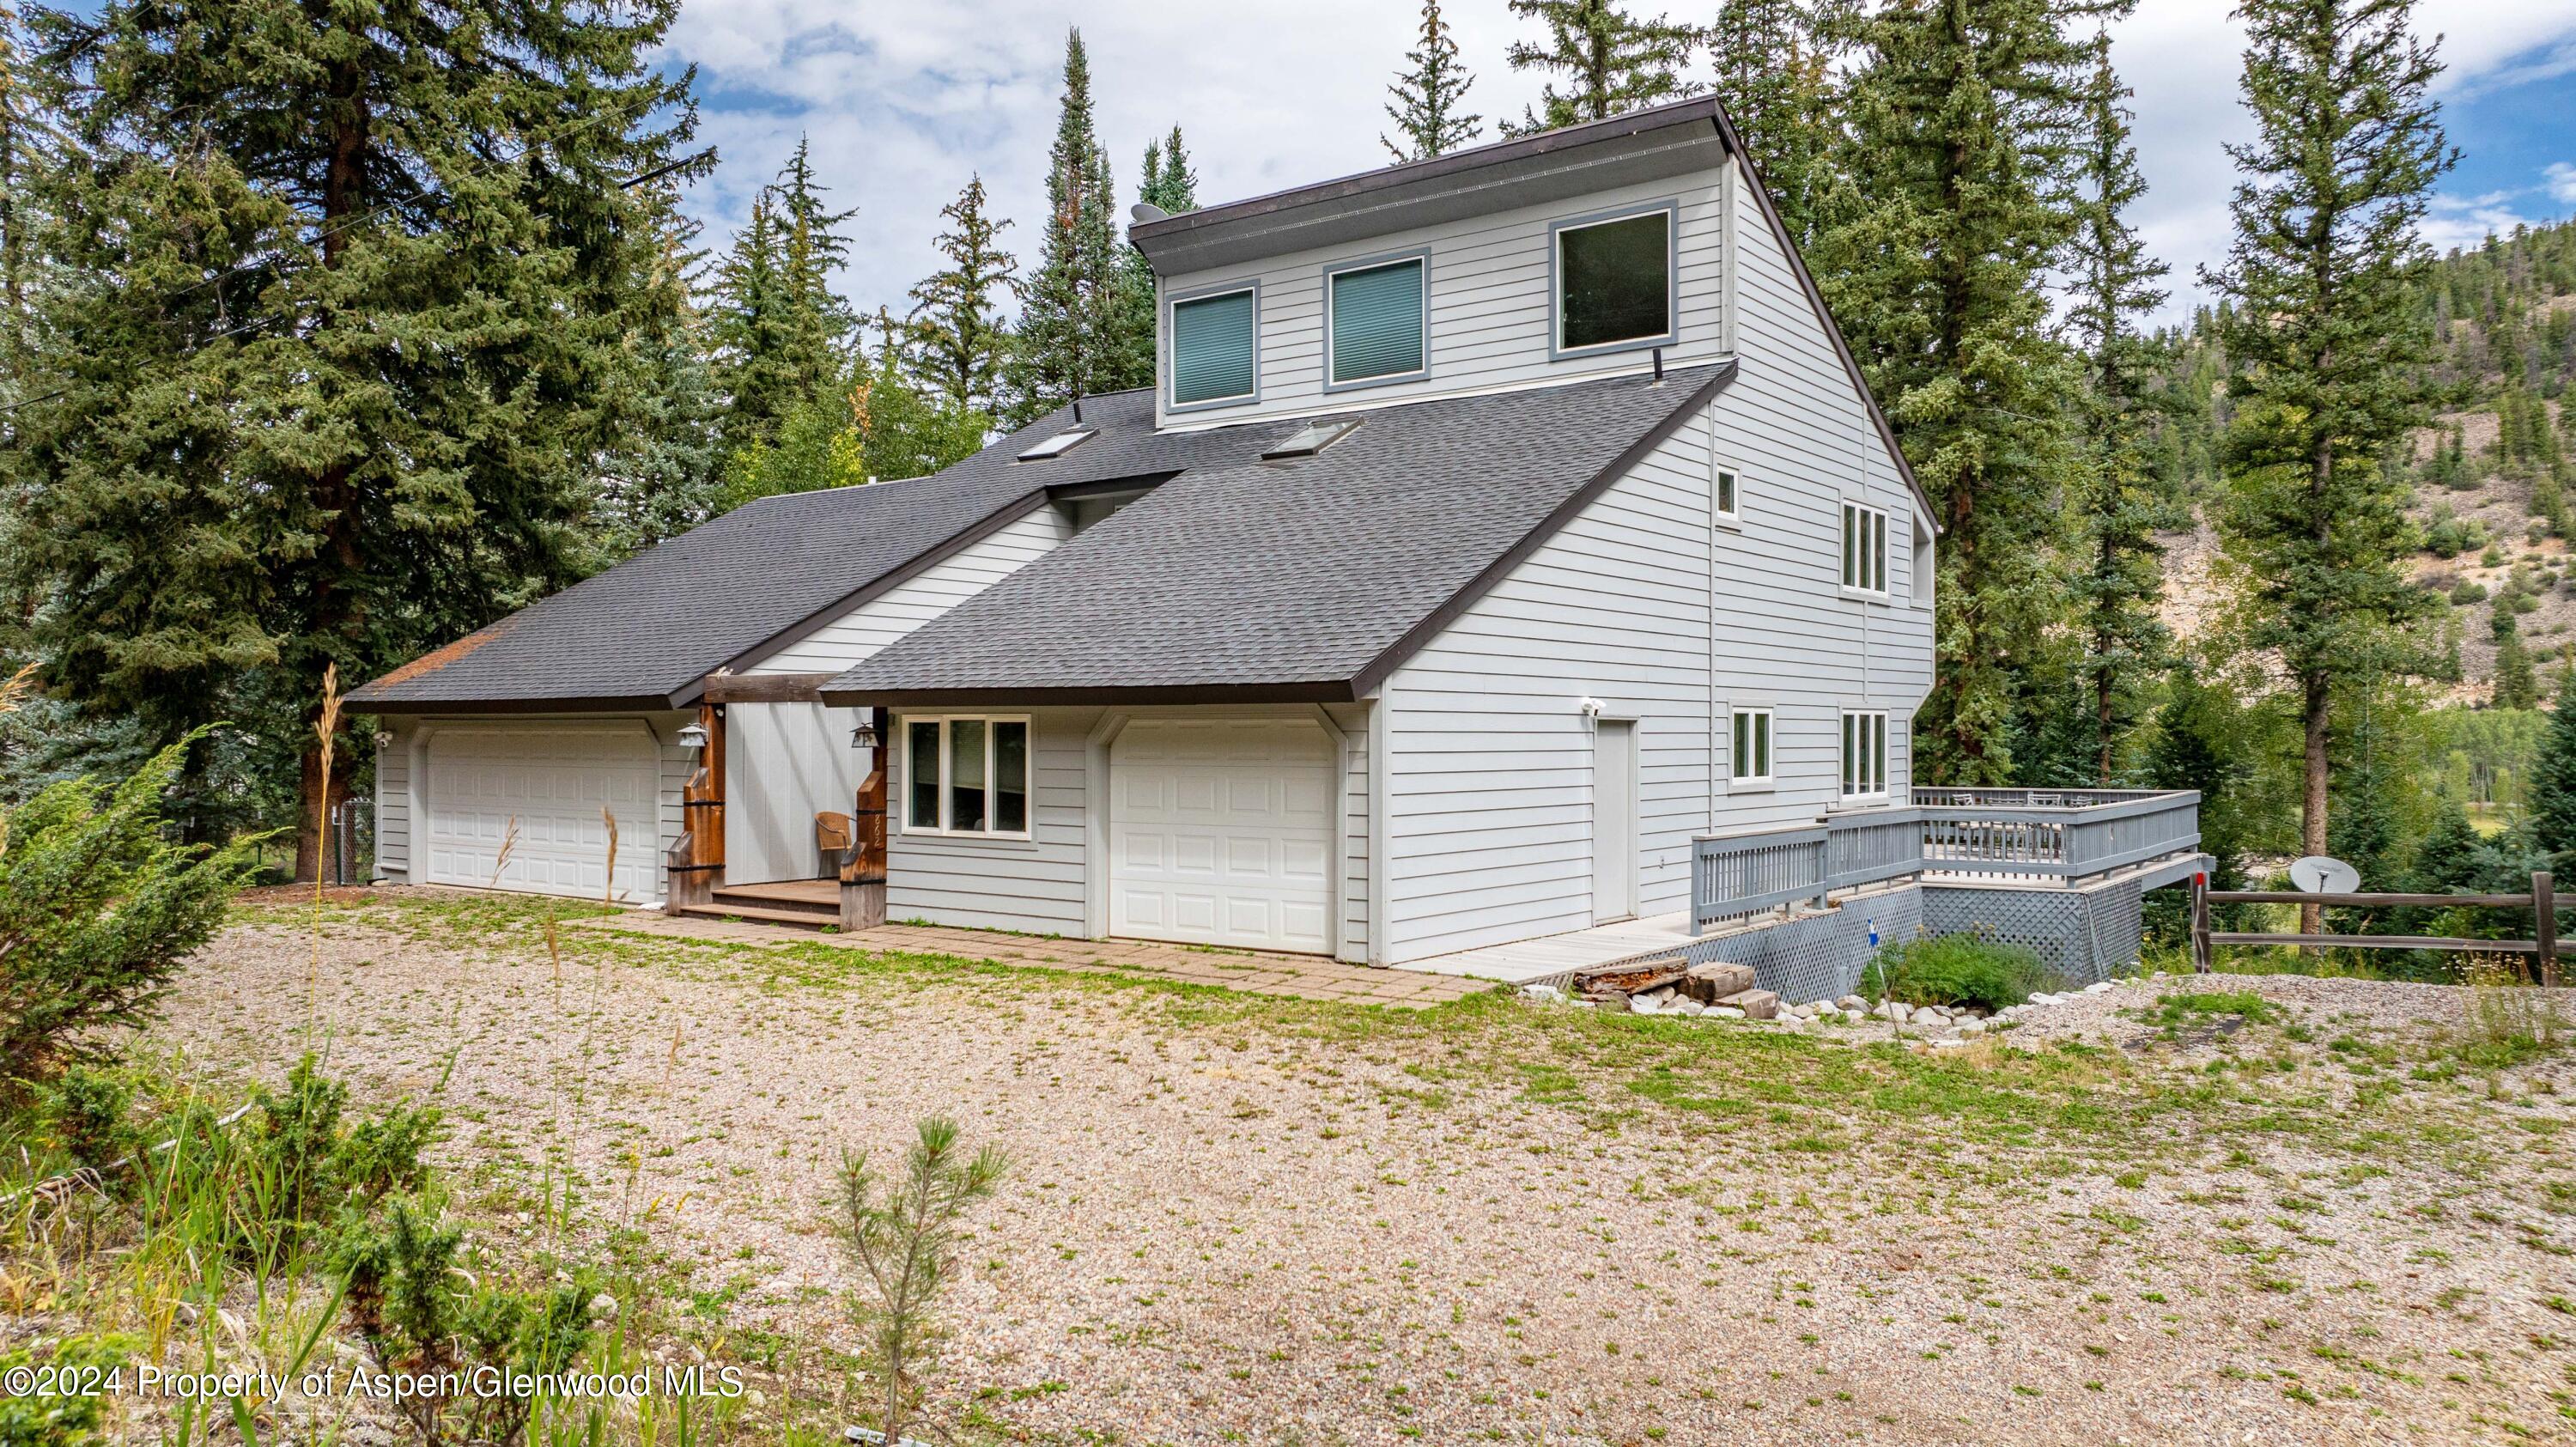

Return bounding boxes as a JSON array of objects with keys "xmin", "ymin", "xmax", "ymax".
[{"xmin": 835, "ymin": 1117, "xmax": 1006, "ymax": 1444}]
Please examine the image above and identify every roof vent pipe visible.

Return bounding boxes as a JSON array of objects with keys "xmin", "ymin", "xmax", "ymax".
[
  {"xmin": 1072, "ymin": 398, "xmax": 1083, "ymax": 424},
  {"xmin": 1652, "ymin": 346, "xmax": 1664, "ymax": 382}
]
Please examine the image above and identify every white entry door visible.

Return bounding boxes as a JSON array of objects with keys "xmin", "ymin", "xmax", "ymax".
[
  {"xmin": 1109, "ymin": 719, "xmax": 1334, "ymax": 953},
  {"xmin": 422, "ymin": 724, "xmax": 661, "ymax": 903},
  {"xmin": 1593, "ymin": 720, "xmax": 1637, "ymax": 923}
]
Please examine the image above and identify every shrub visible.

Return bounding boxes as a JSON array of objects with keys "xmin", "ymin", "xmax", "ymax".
[
  {"xmin": 0, "ymin": 736, "xmax": 262, "ymax": 1094},
  {"xmin": 2450, "ymin": 580, "xmax": 2489, "ymax": 605},
  {"xmin": 0, "ymin": 1335, "xmax": 130, "ymax": 1445},
  {"xmin": 1862, "ymin": 934, "xmax": 2049, "ymax": 1010},
  {"xmin": 40, "ymin": 1066, "xmax": 134, "ymax": 1170}
]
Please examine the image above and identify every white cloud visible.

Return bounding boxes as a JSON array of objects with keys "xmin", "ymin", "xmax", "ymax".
[
  {"xmin": 2549, "ymin": 161, "xmax": 2576, "ymax": 204},
  {"xmin": 657, "ymin": 0, "xmax": 2576, "ymax": 331}
]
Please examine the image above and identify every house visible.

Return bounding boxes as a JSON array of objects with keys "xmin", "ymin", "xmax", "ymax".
[{"xmin": 359, "ymin": 96, "xmax": 2191, "ymax": 984}]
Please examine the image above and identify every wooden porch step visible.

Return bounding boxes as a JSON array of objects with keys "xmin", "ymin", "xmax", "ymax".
[{"xmin": 678, "ymin": 902, "xmax": 839, "ymax": 929}]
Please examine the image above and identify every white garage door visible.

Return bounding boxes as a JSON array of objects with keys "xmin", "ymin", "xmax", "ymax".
[
  {"xmin": 423, "ymin": 724, "xmax": 661, "ymax": 903},
  {"xmin": 1110, "ymin": 719, "xmax": 1334, "ymax": 953}
]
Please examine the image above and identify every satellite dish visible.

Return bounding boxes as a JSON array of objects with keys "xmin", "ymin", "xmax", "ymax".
[{"xmin": 2289, "ymin": 855, "xmax": 2360, "ymax": 894}]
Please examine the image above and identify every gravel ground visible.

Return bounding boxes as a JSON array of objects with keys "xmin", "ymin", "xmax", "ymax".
[{"xmin": 137, "ymin": 898, "xmax": 2576, "ymax": 1445}]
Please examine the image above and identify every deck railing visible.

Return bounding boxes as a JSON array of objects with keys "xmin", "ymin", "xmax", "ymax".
[{"xmin": 1692, "ymin": 787, "xmax": 2202, "ymax": 933}]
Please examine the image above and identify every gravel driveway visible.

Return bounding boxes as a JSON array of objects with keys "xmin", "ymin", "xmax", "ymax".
[{"xmin": 153, "ymin": 893, "xmax": 2576, "ymax": 1445}]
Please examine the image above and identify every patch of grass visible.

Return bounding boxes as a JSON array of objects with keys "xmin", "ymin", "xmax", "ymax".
[
  {"xmin": 2151, "ymin": 991, "xmax": 2284, "ymax": 1029},
  {"xmin": 1862, "ymin": 934, "xmax": 2050, "ymax": 1011}
]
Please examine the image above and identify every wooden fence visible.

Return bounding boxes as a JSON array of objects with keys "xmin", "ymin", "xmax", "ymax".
[{"xmin": 2187, "ymin": 871, "xmax": 2567, "ymax": 988}]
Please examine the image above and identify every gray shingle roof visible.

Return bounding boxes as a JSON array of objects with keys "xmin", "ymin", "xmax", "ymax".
[
  {"xmin": 820, "ymin": 362, "xmax": 1734, "ymax": 707},
  {"xmin": 349, "ymin": 389, "xmax": 1248, "ymax": 713}
]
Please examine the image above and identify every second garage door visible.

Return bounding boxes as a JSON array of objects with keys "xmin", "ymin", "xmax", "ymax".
[
  {"xmin": 422, "ymin": 723, "xmax": 662, "ymax": 903},
  {"xmin": 1109, "ymin": 719, "xmax": 1335, "ymax": 953}
]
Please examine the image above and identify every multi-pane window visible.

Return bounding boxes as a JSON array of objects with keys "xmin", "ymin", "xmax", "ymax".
[
  {"xmin": 902, "ymin": 716, "xmax": 1031, "ymax": 836},
  {"xmin": 1840, "ymin": 710, "xmax": 1889, "ymax": 801},
  {"xmin": 1554, "ymin": 208, "xmax": 1674, "ymax": 354},
  {"xmin": 1729, "ymin": 708, "xmax": 1772, "ymax": 785},
  {"xmin": 1327, "ymin": 255, "xmax": 1426, "ymax": 386},
  {"xmin": 1842, "ymin": 501, "xmax": 1889, "ymax": 595},
  {"xmin": 1170, "ymin": 285, "xmax": 1257, "ymax": 407}
]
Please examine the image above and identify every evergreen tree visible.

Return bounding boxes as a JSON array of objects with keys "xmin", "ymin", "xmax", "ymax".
[
  {"xmin": 0, "ymin": 1, "xmax": 41, "ymax": 379},
  {"xmin": 906, "ymin": 175, "xmax": 1016, "ymax": 416},
  {"xmin": 1005, "ymin": 29, "xmax": 1136, "ymax": 424},
  {"xmin": 724, "ymin": 320, "xmax": 987, "ymax": 508},
  {"xmin": 2145, "ymin": 660, "xmax": 2255, "ymax": 889},
  {"xmin": 709, "ymin": 139, "xmax": 858, "ymax": 452},
  {"xmin": 593, "ymin": 214, "xmax": 725, "ymax": 561},
  {"xmin": 2063, "ymin": 33, "xmax": 2172, "ymax": 784},
  {"xmin": 1503, "ymin": 0, "xmax": 1701, "ymax": 135},
  {"xmin": 1808, "ymin": 0, "xmax": 2097, "ymax": 783},
  {"xmin": 1139, "ymin": 127, "xmax": 1200, "ymax": 214},
  {"xmin": 9, "ymin": 0, "xmax": 702, "ymax": 879},
  {"xmin": 2531, "ymin": 675, "xmax": 2576, "ymax": 861},
  {"xmin": 1384, "ymin": 0, "xmax": 1484, "ymax": 162},
  {"xmin": 1707, "ymin": 0, "xmax": 1837, "ymax": 243},
  {"xmin": 2496, "ymin": 630, "xmax": 2541, "ymax": 710},
  {"xmin": 2205, "ymin": 0, "xmax": 2454, "ymax": 922}
]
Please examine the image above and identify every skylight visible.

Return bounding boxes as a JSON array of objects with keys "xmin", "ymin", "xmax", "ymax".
[
  {"xmin": 1261, "ymin": 418, "xmax": 1360, "ymax": 460},
  {"xmin": 1017, "ymin": 426, "xmax": 1097, "ymax": 461}
]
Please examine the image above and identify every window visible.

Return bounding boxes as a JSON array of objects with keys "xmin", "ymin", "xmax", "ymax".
[
  {"xmin": 1911, "ymin": 514, "xmax": 1934, "ymax": 605},
  {"xmin": 1712, "ymin": 455, "xmax": 1741, "ymax": 525},
  {"xmin": 1842, "ymin": 501, "xmax": 1889, "ymax": 595},
  {"xmin": 1841, "ymin": 711, "xmax": 1889, "ymax": 802},
  {"xmin": 1553, "ymin": 206, "xmax": 1675, "ymax": 356},
  {"xmin": 1327, "ymin": 254, "xmax": 1426, "ymax": 388},
  {"xmin": 1729, "ymin": 708, "xmax": 1772, "ymax": 785},
  {"xmin": 902, "ymin": 715, "xmax": 1030, "ymax": 836},
  {"xmin": 1170, "ymin": 284, "xmax": 1257, "ymax": 408},
  {"xmin": 1016, "ymin": 426, "xmax": 1096, "ymax": 462}
]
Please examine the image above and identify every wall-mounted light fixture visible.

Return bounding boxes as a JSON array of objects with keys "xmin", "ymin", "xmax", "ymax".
[
  {"xmin": 850, "ymin": 712, "xmax": 879, "ymax": 751},
  {"xmin": 372, "ymin": 729, "xmax": 394, "ymax": 750},
  {"xmin": 1577, "ymin": 697, "xmax": 1607, "ymax": 733},
  {"xmin": 675, "ymin": 722, "xmax": 708, "ymax": 751}
]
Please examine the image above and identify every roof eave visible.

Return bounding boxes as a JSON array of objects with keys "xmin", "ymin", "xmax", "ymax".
[
  {"xmin": 817, "ymin": 680, "xmax": 1361, "ymax": 709},
  {"xmin": 349, "ymin": 692, "xmax": 691, "ymax": 718}
]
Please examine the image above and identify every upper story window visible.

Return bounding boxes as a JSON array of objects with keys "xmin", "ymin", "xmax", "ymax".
[
  {"xmin": 1170, "ymin": 283, "xmax": 1258, "ymax": 410},
  {"xmin": 1842, "ymin": 501, "xmax": 1889, "ymax": 596},
  {"xmin": 1327, "ymin": 253, "xmax": 1428, "ymax": 390},
  {"xmin": 1552, "ymin": 204, "xmax": 1677, "ymax": 357}
]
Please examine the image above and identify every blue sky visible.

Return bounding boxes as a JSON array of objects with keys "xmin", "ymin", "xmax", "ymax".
[{"xmin": 659, "ymin": 0, "xmax": 2576, "ymax": 331}]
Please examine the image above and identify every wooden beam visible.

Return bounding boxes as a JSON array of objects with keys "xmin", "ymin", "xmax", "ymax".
[
  {"xmin": 701, "ymin": 672, "xmax": 838, "ymax": 704},
  {"xmin": 682, "ymin": 702, "xmax": 725, "ymax": 873},
  {"xmin": 2539, "ymin": 872, "xmax": 2561, "ymax": 989},
  {"xmin": 2208, "ymin": 933, "xmax": 2540, "ymax": 953},
  {"xmin": 2207, "ymin": 891, "xmax": 2533, "ymax": 909}
]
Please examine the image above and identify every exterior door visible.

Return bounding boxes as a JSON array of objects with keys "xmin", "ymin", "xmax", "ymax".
[
  {"xmin": 1109, "ymin": 718, "xmax": 1334, "ymax": 953},
  {"xmin": 1593, "ymin": 720, "xmax": 1637, "ymax": 923},
  {"xmin": 422, "ymin": 724, "xmax": 661, "ymax": 903}
]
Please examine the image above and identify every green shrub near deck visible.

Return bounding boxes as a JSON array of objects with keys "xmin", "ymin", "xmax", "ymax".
[{"xmin": 1862, "ymin": 934, "xmax": 2050, "ymax": 1010}]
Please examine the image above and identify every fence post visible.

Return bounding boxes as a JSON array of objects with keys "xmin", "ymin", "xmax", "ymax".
[
  {"xmin": 2538, "ymin": 871, "xmax": 2561, "ymax": 991},
  {"xmin": 2190, "ymin": 870, "xmax": 2211, "ymax": 975}
]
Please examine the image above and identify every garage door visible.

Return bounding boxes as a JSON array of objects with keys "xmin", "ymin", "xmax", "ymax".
[
  {"xmin": 423, "ymin": 725, "xmax": 662, "ymax": 903},
  {"xmin": 1110, "ymin": 719, "xmax": 1334, "ymax": 953}
]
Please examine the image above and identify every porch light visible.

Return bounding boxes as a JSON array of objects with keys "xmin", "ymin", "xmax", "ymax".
[
  {"xmin": 675, "ymin": 722, "xmax": 708, "ymax": 751},
  {"xmin": 850, "ymin": 715, "xmax": 878, "ymax": 751},
  {"xmin": 372, "ymin": 729, "xmax": 393, "ymax": 749}
]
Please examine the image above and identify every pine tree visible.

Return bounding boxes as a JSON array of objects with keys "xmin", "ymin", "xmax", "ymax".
[
  {"xmin": 1807, "ymin": 0, "xmax": 2097, "ymax": 783},
  {"xmin": 0, "ymin": 2, "xmax": 39, "ymax": 379},
  {"xmin": 1139, "ymin": 127, "xmax": 1200, "ymax": 214},
  {"xmin": 8, "ymin": 0, "xmax": 702, "ymax": 879},
  {"xmin": 1004, "ymin": 29, "xmax": 1135, "ymax": 424},
  {"xmin": 2206, "ymin": 0, "xmax": 2454, "ymax": 924},
  {"xmin": 2497, "ymin": 630, "xmax": 2541, "ymax": 710},
  {"xmin": 593, "ymin": 214, "xmax": 725, "ymax": 561},
  {"xmin": 2532, "ymin": 674, "xmax": 2576, "ymax": 861},
  {"xmin": 1503, "ymin": 0, "xmax": 1701, "ymax": 135},
  {"xmin": 709, "ymin": 140, "xmax": 858, "ymax": 452},
  {"xmin": 1384, "ymin": 0, "xmax": 1483, "ymax": 162},
  {"xmin": 906, "ymin": 175, "xmax": 1017, "ymax": 416},
  {"xmin": 1707, "ymin": 0, "xmax": 1837, "ymax": 243},
  {"xmin": 2064, "ymin": 33, "xmax": 2172, "ymax": 785}
]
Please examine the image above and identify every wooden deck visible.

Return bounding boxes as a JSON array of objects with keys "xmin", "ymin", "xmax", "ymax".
[{"xmin": 706, "ymin": 878, "xmax": 838, "ymax": 908}]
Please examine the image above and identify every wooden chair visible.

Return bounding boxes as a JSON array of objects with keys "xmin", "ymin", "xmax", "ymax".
[{"xmin": 815, "ymin": 812, "xmax": 853, "ymax": 879}]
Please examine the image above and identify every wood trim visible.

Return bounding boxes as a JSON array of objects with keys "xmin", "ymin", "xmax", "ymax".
[
  {"xmin": 683, "ymin": 702, "xmax": 726, "ymax": 872},
  {"xmin": 702, "ymin": 672, "xmax": 837, "ymax": 704}
]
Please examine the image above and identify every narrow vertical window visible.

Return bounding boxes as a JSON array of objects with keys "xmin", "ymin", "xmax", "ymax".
[
  {"xmin": 1713, "ymin": 459, "xmax": 1741, "ymax": 522},
  {"xmin": 905, "ymin": 720, "xmax": 942, "ymax": 829},
  {"xmin": 1843, "ymin": 502, "xmax": 1890, "ymax": 595},
  {"xmin": 949, "ymin": 718, "xmax": 988, "ymax": 833},
  {"xmin": 993, "ymin": 720, "xmax": 1029, "ymax": 834}
]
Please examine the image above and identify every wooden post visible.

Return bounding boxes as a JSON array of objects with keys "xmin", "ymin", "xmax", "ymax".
[
  {"xmin": 2537, "ymin": 871, "xmax": 2561, "ymax": 991},
  {"xmin": 681, "ymin": 702, "xmax": 726, "ymax": 872},
  {"xmin": 840, "ymin": 707, "xmax": 890, "ymax": 932},
  {"xmin": 2190, "ymin": 870, "xmax": 2212, "ymax": 975}
]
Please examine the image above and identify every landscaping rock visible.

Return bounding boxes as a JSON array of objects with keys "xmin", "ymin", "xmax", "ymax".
[
  {"xmin": 1522, "ymin": 983, "xmax": 1564, "ymax": 1003},
  {"xmin": 1710, "ymin": 1005, "xmax": 1746, "ymax": 1019},
  {"xmin": 1716, "ymin": 988, "xmax": 1779, "ymax": 1019},
  {"xmin": 1953, "ymin": 1018, "xmax": 1987, "ymax": 1037},
  {"xmin": 1843, "ymin": 1009, "xmax": 1866, "ymax": 1025},
  {"xmin": 1630, "ymin": 995, "xmax": 1661, "ymax": 1016},
  {"xmin": 1674, "ymin": 997, "xmax": 1706, "ymax": 1017},
  {"xmin": 2083, "ymin": 980, "xmax": 2115, "ymax": 994},
  {"xmin": 1837, "ymin": 994, "xmax": 1866, "ymax": 1011},
  {"xmin": 1684, "ymin": 962, "xmax": 1757, "ymax": 1003}
]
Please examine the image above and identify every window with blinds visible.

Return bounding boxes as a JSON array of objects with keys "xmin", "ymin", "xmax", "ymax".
[
  {"xmin": 1171, "ymin": 286, "xmax": 1257, "ymax": 407},
  {"xmin": 1328, "ymin": 256, "xmax": 1425, "ymax": 387}
]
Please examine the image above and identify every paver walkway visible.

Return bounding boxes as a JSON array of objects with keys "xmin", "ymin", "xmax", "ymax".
[{"xmin": 572, "ymin": 909, "xmax": 1490, "ymax": 1009}]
